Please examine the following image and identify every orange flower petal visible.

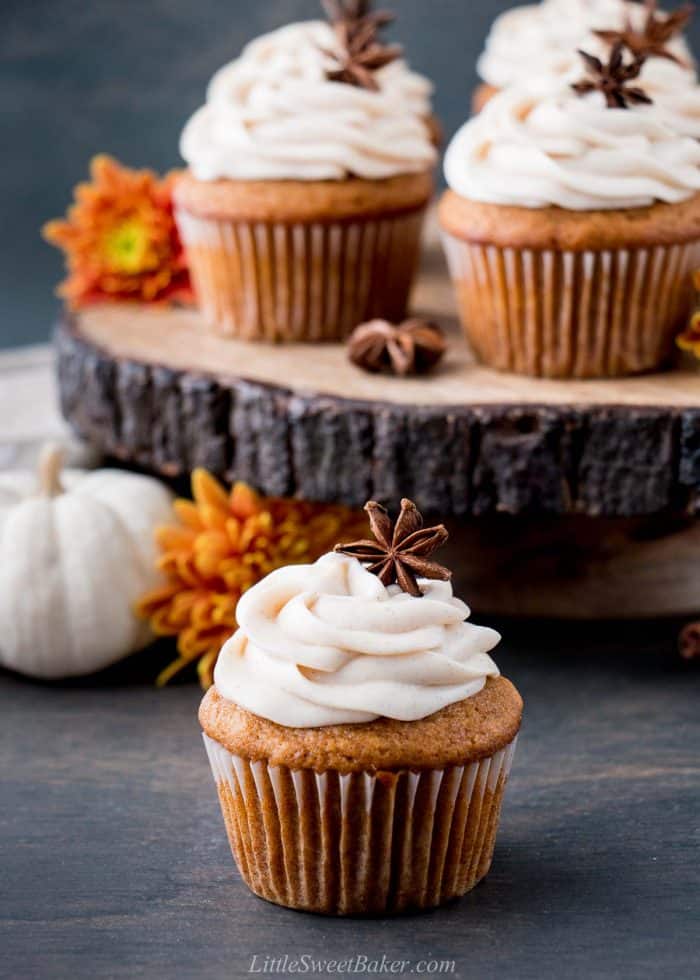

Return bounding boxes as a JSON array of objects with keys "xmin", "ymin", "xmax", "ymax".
[
  {"xmin": 156, "ymin": 657, "xmax": 190, "ymax": 687},
  {"xmin": 192, "ymin": 469, "xmax": 231, "ymax": 511},
  {"xmin": 197, "ymin": 650, "xmax": 218, "ymax": 689},
  {"xmin": 155, "ymin": 525, "xmax": 196, "ymax": 551},
  {"xmin": 173, "ymin": 499, "xmax": 205, "ymax": 530},
  {"xmin": 230, "ymin": 482, "xmax": 262, "ymax": 519},
  {"xmin": 197, "ymin": 504, "xmax": 229, "ymax": 532},
  {"xmin": 677, "ymin": 331, "xmax": 700, "ymax": 357}
]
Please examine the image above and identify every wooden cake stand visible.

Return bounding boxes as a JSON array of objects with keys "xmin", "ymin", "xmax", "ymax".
[{"xmin": 55, "ymin": 245, "xmax": 700, "ymax": 620}]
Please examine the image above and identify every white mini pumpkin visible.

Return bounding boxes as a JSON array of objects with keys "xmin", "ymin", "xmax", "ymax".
[{"xmin": 0, "ymin": 445, "xmax": 174, "ymax": 679}]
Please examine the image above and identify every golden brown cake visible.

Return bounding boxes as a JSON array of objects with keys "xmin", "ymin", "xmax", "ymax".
[
  {"xmin": 175, "ymin": 16, "xmax": 436, "ymax": 342},
  {"xmin": 201, "ymin": 678, "xmax": 521, "ymax": 915},
  {"xmin": 200, "ymin": 676, "xmax": 522, "ymax": 773},
  {"xmin": 198, "ymin": 502, "xmax": 523, "ymax": 915},
  {"xmin": 441, "ymin": 76, "xmax": 700, "ymax": 378},
  {"xmin": 174, "ymin": 172, "xmax": 433, "ymax": 342},
  {"xmin": 440, "ymin": 190, "xmax": 700, "ymax": 377}
]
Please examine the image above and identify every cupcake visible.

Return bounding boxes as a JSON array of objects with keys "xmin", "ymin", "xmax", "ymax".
[
  {"xmin": 473, "ymin": 0, "xmax": 695, "ymax": 114},
  {"xmin": 199, "ymin": 499, "xmax": 523, "ymax": 915},
  {"xmin": 440, "ymin": 54, "xmax": 700, "ymax": 378},
  {"xmin": 175, "ymin": 8, "xmax": 436, "ymax": 342}
]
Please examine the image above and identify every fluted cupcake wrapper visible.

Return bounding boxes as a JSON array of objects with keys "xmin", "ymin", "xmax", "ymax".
[
  {"xmin": 441, "ymin": 231, "xmax": 700, "ymax": 378},
  {"xmin": 176, "ymin": 208, "xmax": 427, "ymax": 342},
  {"xmin": 203, "ymin": 733, "xmax": 517, "ymax": 916}
]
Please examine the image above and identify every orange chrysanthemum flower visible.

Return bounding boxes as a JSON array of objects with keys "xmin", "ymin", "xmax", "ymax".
[
  {"xmin": 677, "ymin": 311, "xmax": 700, "ymax": 359},
  {"xmin": 43, "ymin": 154, "xmax": 193, "ymax": 308},
  {"xmin": 136, "ymin": 470, "xmax": 368, "ymax": 688}
]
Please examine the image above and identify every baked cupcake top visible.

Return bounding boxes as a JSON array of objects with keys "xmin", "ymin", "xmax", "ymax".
[
  {"xmin": 476, "ymin": 0, "xmax": 693, "ymax": 90},
  {"xmin": 200, "ymin": 677, "xmax": 521, "ymax": 770},
  {"xmin": 444, "ymin": 68, "xmax": 700, "ymax": 211},
  {"xmin": 180, "ymin": 19, "xmax": 436, "ymax": 182},
  {"xmin": 213, "ymin": 552, "xmax": 500, "ymax": 728}
]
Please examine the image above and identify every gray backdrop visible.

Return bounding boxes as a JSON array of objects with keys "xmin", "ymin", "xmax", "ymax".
[{"xmin": 4, "ymin": 0, "xmax": 700, "ymax": 349}]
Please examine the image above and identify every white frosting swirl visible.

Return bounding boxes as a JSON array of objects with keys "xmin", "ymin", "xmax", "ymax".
[
  {"xmin": 180, "ymin": 21, "xmax": 436, "ymax": 181},
  {"xmin": 445, "ymin": 81, "xmax": 700, "ymax": 210},
  {"xmin": 213, "ymin": 553, "xmax": 500, "ymax": 728},
  {"xmin": 477, "ymin": 0, "xmax": 693, "ymax": 90},
  {"xmin": 551, "ymin": 43, "xmax": 700, "ymax": 140}
]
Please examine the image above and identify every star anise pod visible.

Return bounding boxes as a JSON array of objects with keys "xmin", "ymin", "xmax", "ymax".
[
  {"xmin": 679, "ymin": 620, "xmax": 700, "ymax": 660},
  {"xmin": 594, "ymin": 0, "xmax": 693, "ymax": 66},
  {"xmin": 321, "ymin": 0, "xmax": 402, "ymax": 91},
  {"xmin": 571, "ymin": 43, "xmax": 653, "ymax": 109},
  {"xmin": 334, "ymin": 498, "xmax": 451, "ymax": 597},
  {"xmin": 348, "ymin": 318, "xmax": 447, "ymax": 376}
]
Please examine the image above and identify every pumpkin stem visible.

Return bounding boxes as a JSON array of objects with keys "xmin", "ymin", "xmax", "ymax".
[{"xmin": 38, "ymin": 444, "xmax": 65, "ymax": 497}]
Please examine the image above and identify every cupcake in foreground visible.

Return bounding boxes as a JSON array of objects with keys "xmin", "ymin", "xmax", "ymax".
[
  {"xmin": 440, "ymin": 46, "xmax": 700, "ymax": 378},
  {"xmin": 199, "ymin": 499, "xmax": 523, "ymax": 915},
  {"xmin": 473, "ymin": 0, "xmax": 694, "ymax": 113},
  {"xmin": 175, "ymin": 3, "xmax": 436, "ymax": 342}
]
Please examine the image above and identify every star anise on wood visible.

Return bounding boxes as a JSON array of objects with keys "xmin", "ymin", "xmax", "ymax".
[
  {"xmin": 321, "ymin": 0, "xmax": 402, "ymax": 91},
  {"xmin": 594, "ymin": 0, "xmax": 693, "ymax": 66},
  {"xmin": 348, "ymin": 318, "xmax": 447, "ymax": 376},
  {"xmin": 679, "ymin": 620, "xmax": 700, "ymax": 660},
  {"xmin": 571, "ymin": 43, "xmax": 653, "ymax": 109},
  {"xmin": 334, "ymin": 498, "xmax": 451, "ymax": 597}
]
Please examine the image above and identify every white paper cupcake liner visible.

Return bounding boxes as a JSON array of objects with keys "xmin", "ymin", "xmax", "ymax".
[
  {"xmin": 176, "ymin": 209, "xmax": 427, "ymax": 342},
  {"xmin": 203, "ymin": 733, "xmax": 517, "ymax": 915},
  {"xmin": 441, "ymin": 231, "xmax": 700, "ymax": 377}
]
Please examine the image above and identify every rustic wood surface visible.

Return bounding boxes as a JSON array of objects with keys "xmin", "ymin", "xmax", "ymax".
[
  {"xmin": 444, "ymin": 514, "xmax": 700, "ymax": 619},
  {"xmin": 2, "ymin": 621, "xmax": 698, "ymax": 980},
  {"xmin": 3, "ymin": 341, "xmax": 697, "ymax": 619},
  {"xmin": 54, "ymin": 251, "xmax": 700, "ymax": 517}
]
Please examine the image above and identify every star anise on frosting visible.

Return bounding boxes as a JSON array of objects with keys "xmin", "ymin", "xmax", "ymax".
[
  {"xmin": 594, "ymin": 0, "xmax": 693, "ymax": 66},
  {"xmin": 679, "ymin": 620, "xmax": 700, "ymax": 660},
  {"xmin": 321, "ymin": 0, "xmax": 402, "ymax": 91},
  {"xmin": 571, "ymin": 43, "xmax": 653, "ymax": 109},
  {"xmin": 334, "ymin": 498, "xmax": 451, "ymax": 597},
  {"xmin": 348, "ymin": 318, "xmax": 447, "ymax": 376}
]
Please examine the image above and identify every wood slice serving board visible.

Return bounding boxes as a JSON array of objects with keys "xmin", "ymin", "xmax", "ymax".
[
  {"xmin": 54, "ymin": 252, "xmax": 700, "ymax": 618},
  {"xmin": 55, "ymin": 257, "xmax": 700, "ymax": 519}
]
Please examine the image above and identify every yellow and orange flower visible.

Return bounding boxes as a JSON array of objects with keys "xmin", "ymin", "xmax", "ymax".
[
  {"xmin": 677, "ymin": 310, "xmax": 700, "ymax": 359},
  {"xmin": 43, "ymin": 154, "xmax": 193, "ymax": 308},
  {"xmin": 136, "ymin": 470, "xmax": 368, "ymax": 688}
]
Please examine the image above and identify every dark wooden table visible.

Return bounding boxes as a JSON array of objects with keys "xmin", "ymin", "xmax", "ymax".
[{"xmin": 2, "ymin": 619, "xmax": 698, "ymax": 980}]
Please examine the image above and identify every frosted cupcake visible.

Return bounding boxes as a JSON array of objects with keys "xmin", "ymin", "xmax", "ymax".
[
  {"xmin": 474, "ymin": 0, "xmax": 694, "ymax": 113},
  {"xmin": 440, "ymin": 49, "xmax": 700, "ymax": 378},
  {"xmin": 199, "ymin": 499, "xmax": 523, "ymax": 915},
  {"xmin": 175, "ymin": 6, "xmax": 436, "ymax": 342}
]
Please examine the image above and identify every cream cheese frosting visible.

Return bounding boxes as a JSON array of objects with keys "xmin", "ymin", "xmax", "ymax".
[
  {"xmin": 476, "ymin": 0, "xmax": 617, "ymax": 89},
  {"xmin": 444, "ymin": 80, "xmax": 700, "ymax": 210},
  {"xmin": 180, "ymin": 20, "xmax": 436, "ymax": 181},
  {"xmin": 476, "ymin": 0, "xmax": 693, "ymax": 90},
  {"xmin": 580, "ymin": 55, "xmax": 700, "ymax": 141},
  {"xmin": 213, "ymin": 553, "xmax": 500, "ymax": 728}
]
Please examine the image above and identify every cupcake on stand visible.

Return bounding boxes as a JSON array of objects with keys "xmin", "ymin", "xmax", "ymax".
[
  {"xmin": 473, "ymin": 0, "xmax": 694, "ymax": 112},
  {"xmin": 441, "ymin": 39, "xmax": 700, "ymax": 377},
  {"xmin": 175, "ymin": 2, "xmax": 437, "ymax": 342}
]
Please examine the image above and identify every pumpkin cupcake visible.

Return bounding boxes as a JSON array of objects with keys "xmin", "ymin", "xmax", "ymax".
[
  {"xmin": 440, "ymin": 50, "xmax": 700, "ymax": 378},
  {"xmin": 199, "ymin": 499, "xmax": 523, "ymax": 916},
  {"xmin": 473, "ymin": 0, "xmax": 694, "ymax": 113},
  {"xmin": 175, "ymin": 5, "xmax": 436, "ymax": 342}
]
